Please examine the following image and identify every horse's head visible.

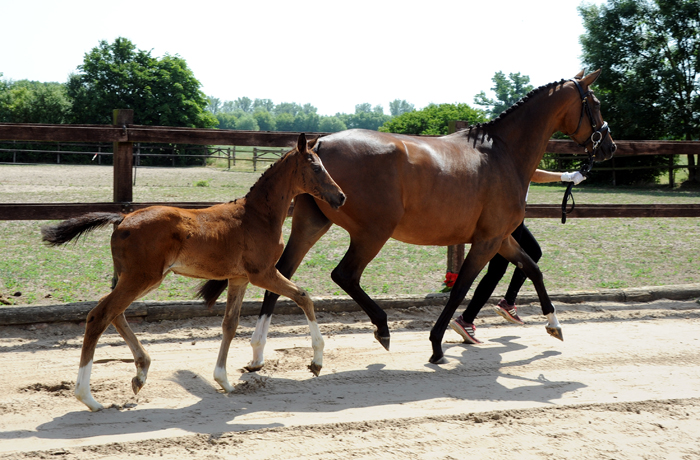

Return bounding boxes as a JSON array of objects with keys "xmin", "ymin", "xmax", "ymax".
[
  {"xmin": 562, "ymin": 70, "xmax": 617, "ymax": 162},
  {"xmin": 293, "ymin": 133, "xmax": 346, "ymax": 209}
]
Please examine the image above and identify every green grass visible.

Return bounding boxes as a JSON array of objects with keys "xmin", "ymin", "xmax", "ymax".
[{"xmin": 0, "ymin": 164, "xmax": 698, "ymax": 306}]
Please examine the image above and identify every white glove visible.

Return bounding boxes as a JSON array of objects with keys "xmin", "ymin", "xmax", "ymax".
[{"xmin": 561, "ymin": 171, "xmax": 586, "ymax": 185}]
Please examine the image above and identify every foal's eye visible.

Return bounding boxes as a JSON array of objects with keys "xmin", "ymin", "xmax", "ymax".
[{"xmin": 312, "ymin": 164, "xmax": 322, "ymax": 173}]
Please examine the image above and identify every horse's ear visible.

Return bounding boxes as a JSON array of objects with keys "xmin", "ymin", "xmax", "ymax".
[
  {"xmin": 306, "ymin": 136, "xmax": 318, "ymax": 151},
  {"xmin": 574, "ymin": 70, "xmax": 585, "ymax": 79},
  {"xmin": 582, "ymin": 69, "xmax": 602, "ymax": 87},
  {"xmin": 297, "ymin": 133, "xmax": 307, "ymax": 152}
]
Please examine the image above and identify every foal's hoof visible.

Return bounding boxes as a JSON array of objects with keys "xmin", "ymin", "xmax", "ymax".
[
  {"xmin": 131, "ymin": 376, "xmax": 145, "ymax": 395},
  {"xmin": 428, "ymin": 353, "xmax": 449, "ymax": 365},
  {"xmin": 308, "ymin": 362, "xmax": 322, "ymax": 377},
  {"xmin": 374, "ymin": 331, "xmax": 391, "ymax": 351},
  {"xmin": 546, "ymin": 326, "xmax": 564, "ymax": 341}
]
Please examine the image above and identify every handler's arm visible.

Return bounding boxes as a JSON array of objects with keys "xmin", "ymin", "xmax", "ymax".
[{"xmin": 531, "ymin": 169, "xmax": 586, "ymax": 184}]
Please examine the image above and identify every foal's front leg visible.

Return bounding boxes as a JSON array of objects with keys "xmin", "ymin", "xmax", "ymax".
[
  {"xmin": 250, "ymin": 269, "xmax": 324, "ymax": 376},
  {"xmin": 213, "ymin": 279, "xmax": 248, "ymax": 393}
]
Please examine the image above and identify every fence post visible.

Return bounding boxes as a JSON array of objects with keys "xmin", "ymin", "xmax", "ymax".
[
  {"xmin": 253, "ymin": 147, "xmax": 258, "ymax": 172},
  {"xmin": 446, "ymin": 120, "xmax": 465, "ymax": 274},
  {"xmin": 668, "ymin": 155, "xmax": 675, "ymax": 187},
  {"xmin": 113, "ymin": 109, "xmax": 134, "ymax": 204}
]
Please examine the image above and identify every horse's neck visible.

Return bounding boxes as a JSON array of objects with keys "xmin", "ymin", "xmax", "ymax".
[
  {"xmin": 243, "ymin": 156, "xmax": 297, "ymax": 226},
  {"xmin": 489, "ymin": 90, "xmax": 568, "ymax": 179}
]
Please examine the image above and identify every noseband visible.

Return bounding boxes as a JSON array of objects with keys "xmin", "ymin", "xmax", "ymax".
[{"xmin": 561, "ymin": 78, "xmax": 612, "ymax": 224}]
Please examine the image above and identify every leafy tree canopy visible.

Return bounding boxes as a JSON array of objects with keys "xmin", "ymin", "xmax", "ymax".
[
  {"xmin": 66, "ymin": 37, "xmax": 216, "ymax": 128},
  {"xmin": 474, "ymin": 71, "xmax": 534, "ymax": 120},
  {"xmin": 579, "ymin": 0, "xmax": 700, "ymax": 182},
  {"xmin": 389, "ymin": 99, "xmax": 415, "ymax": 116},
  {"xmin": 0, "ymin": 78, "xmax": 70, "ymax": 123},
  {"xmin": 380, "ymin": 103, "xmax": 487, "ymax": 135}
]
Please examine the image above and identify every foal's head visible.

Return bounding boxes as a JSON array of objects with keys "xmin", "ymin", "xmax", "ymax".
[
  {"xmin": 561, "ymin": 69, "xmax": 617, "ymax": 162},
  {"xmin": 292, "ymin": 133, "xmax": 346, "ymax": 209}
]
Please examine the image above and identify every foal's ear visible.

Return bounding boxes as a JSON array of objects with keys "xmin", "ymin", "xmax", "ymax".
[
  {"xmin": 582, "ymin": 69, "xmax": 602, "ymax": 87},
  {"xmin": 574, "ymin": 70, "xmax": 585, "ymax": 79},
  {"xmin": 297, "ymin": 132, "xmax": 307, "ymax": 152}
]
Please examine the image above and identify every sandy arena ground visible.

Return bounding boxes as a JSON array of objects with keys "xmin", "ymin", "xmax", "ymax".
[{"xmin": 1, "ymin": 298, "xmax": 699, "ymax": 459}]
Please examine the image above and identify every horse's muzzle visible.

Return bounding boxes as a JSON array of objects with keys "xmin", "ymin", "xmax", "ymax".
[{"xmin": 331, "ymin": 192, "xmax": 347, "ymax": 209}]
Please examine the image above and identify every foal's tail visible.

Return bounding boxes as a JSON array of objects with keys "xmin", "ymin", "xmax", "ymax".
[
  {"xmin": 41, "ymin": 212, "xmax": 125, "ymax": 246},
  {"xmin": 196, "ymin": 279, "xmax": 229, "ymax": 309}
]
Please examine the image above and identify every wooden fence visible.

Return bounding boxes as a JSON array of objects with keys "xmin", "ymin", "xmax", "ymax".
[{"xmin": 1, "ymin": 110, "xmax": 699, "ymax": 224}]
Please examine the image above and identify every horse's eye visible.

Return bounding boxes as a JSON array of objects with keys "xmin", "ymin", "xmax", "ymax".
[{"xmin": 312, "ymin": 164, "xmax": 322, "ymax": 173}]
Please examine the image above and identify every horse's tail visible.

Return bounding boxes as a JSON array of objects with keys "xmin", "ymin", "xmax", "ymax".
[
  {"xmin": 196, "ymin": 279, "xmax": 228, "ymax": 309},
  {"xmin": 41, "ymin": 212, "xmax": 125, "ymax": 246}
]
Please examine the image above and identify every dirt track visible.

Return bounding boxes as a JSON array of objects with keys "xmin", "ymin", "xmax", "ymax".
[{"xmin": 1, "ymin": 298, "xmax": 700, "ymax": 459}]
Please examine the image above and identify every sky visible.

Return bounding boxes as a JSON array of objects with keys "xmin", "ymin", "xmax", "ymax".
[{"xmin": 0, "ymin": 0, "xmax": 604, "ymax": 116}]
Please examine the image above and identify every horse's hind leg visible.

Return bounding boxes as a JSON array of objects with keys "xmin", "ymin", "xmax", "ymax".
[
  {"xmin": 251, "ymin": 269, "xmax": 324, "ymax": 376},
  {"xmin": 331, "ymin": 235, "xmax": 392, "ymax": 350},
  {"xmin": 213, "ymin": 279, "xmax": 248, "ymax": 393},
  {"xmin": 112, "ymin": 313, "xmax": 151, "ymax": 395},
  {"xmin": 249, "ymin": 194, "xmax": 332, "ymax": 372},
  {"xmin": 498, "ymin": 236, "xmax": 562, "ymax": 340},
  {"xmin": 75, "ymin": 274, "xmax": 161, "ymax": 411}
]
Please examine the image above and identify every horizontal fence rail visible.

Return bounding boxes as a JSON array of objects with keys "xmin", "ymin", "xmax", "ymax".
[{"xmin": 1, "ymin": 115, "xmax": 699, "ymax": 222}]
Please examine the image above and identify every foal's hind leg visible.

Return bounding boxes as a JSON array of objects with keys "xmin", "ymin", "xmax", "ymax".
[
  {"xmin": 250, "ymin": 268, "xmax": 324, "ymax": 376},
  {"xmin": 75, "ymin": 274, "xmax": 161, "ymax": 411},
  {"xmin": 498, "ymin": 236, "xmax": 562, "ymax": 340},
  {"xmin": 112, "ymin": 313, "xmax": 151, "ymax": 395},
  {"xmin": 213, "ymin": 279, "xmax": 248, "ymax": 393},
  {"xmin": 250, "ymin": 194, "xmax": 332, "ymax": 372}
]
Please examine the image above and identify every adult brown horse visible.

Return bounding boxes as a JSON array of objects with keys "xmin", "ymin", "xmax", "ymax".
[
  {"xmin": 200, "ymin": 70, "xmax": 616, "ymax": 366},
  {"xmin": 41, "ymin": 133, "xmax": 346, "ymax": 411}
]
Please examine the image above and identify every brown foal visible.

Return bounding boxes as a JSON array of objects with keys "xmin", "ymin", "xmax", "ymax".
[{"xmin": 42, "ymin": 133, "xmax": 345, "ymax": 411}]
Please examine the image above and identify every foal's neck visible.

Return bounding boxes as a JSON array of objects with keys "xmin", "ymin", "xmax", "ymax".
[{"xmin": 243, "ymin": 154, "xmax": 299, "ymax": 226}]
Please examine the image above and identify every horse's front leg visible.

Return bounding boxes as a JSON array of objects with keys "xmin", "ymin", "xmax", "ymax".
[
  {"xmin": 250, "ymin": 269, "xmax": 324, "ymax": 376},
  {"xmin": 429, "ymin": 239, "xmax": 501, "ymax": 364},
  {"xmin": 498, "ymin": 236, "xmax": 562, "ymax": 340},
  {"xmin": 213, "ymin": 279, "xmax": 248, "ymax": 393}
]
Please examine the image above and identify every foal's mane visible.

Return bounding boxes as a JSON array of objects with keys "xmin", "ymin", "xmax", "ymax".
[
  {"xmin": 460, "ymin": 78, "xmax": 568, "ymax": 141},
  {"xmin": 242, "ymin": 145, "xmax": 296, "ymax": 200}
]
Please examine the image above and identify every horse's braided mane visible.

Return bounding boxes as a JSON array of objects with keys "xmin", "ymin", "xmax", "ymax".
[{"xmin": 460, "ymin": 78, "xmax": 568, "ymax": 139}]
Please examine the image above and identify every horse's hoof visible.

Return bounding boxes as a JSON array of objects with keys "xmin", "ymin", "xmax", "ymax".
[
  {"xmin": 308, "ymin": 362, "xmax": 322, "ymax": 377},
  {"xmin": 546, "ymin": 326, "xmax": 564, "ymax": 341},
  {"xmin": 244, "ymin": 363, "xmax": 264, "ymax": 373},
  {"xmin": 374, "ymin": 331, "xmax": 390, "ymax": 351},
  {"xmin": 131, "ymin": 376, "xmax": 145, "ymax": 395},
  {"xmin": 428, "ymin": 354, "xmax": 449, "ymax": 365}
]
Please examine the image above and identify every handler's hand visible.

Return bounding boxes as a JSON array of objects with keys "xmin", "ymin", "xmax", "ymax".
[{"xmin": 561, "ymin": 171, "xmax": 586, "ymax": 185}]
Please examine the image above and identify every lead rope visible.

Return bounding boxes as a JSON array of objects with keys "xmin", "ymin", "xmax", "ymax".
[{"xmin": 561, "ymin": 152, "xmax": 594, "ymax": 224}]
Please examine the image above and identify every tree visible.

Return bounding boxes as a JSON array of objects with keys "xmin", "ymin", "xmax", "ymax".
[
  {"xmin": 207, "ymin": 96, "xmax": 222, "ymax": 114},
  {"xmin": 253, "ymin": 98, "xmax": 274, "ymax": 112},
  {"xmin": 473, "ymin": 71, "xmax": 534, "ymax": 120},
  {"xmin": 66, "ymin": 37, "xmax": 216, "ymax": 128},
  {"xmin": 380, "ymin": 103, "xmax": 487, "ymax": 135},
  {"xmin": 579, "ymin": 0, "xmax": 700, "ymax": 183},
  {"xmin": 236, "ymin": 114, "xmax": 259, "ymax": 131},
  {"xmin": 319, "ymin": 116, "xmax": 347, "ymax": 132},
  {"xmin": 232, "ymin": 97, "xmax": 253, "ymax": 114},
  {"xmin": 389, "ymin": 99, "xmax": 415, "ymax": 116},
  {"xmin": 0, "ymin": 79, "xmax": 70, "ymax": 123},
  {"xmin": 253, "ymin": 109, "xmax": 276, "ymax": 131}
]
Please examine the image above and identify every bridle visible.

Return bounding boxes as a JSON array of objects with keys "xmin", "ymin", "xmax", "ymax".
[{"xmin": 561, "ymin": 78, "xmax": 613, "ymax": 224}]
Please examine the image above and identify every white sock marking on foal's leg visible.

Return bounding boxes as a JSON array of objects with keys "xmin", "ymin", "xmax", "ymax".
[
  {"xmin": 248, "ymin": 315, "xmax": 271, "ymax": 370},
  {"xmin": 75, "ymin": 361, "xmax": 104, "ymax": 411},
  {"xmin": 307, "ymin": 320, "xmax": 324, "ymax": 369},
  {"xmin": 213, "ymin": 364, "xmax": 234, "ymax": 393}
]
